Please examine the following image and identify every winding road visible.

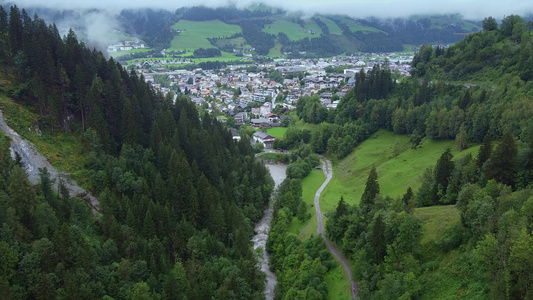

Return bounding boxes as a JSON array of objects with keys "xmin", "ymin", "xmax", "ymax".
[
  {"xmin": 315, "ymin": 158, "xmax": 358, "ymax": 299},
  {"xmin": 0, "ymin": 109, "xmax": 100, "ymax": 212}
]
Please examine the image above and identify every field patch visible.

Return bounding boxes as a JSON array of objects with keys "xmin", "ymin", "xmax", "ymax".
[
  {"xmin": 414, "ymin": 205, "xmax": 460, "ymax": 244},
  {"xmin": 266, "ymin": 127, "xmax": 287, "ymax": 138},
  {"xmin": 318, "ymin": 17, "xmax": 342, "ymax": 35},
  {"xmin": 288, "ymin": 169, "xmax": 324, "ymax": 239},
  {"xmin": 322, "ymin": 130, "xmax": 480, "ymax": 210},
  {"xmin": 169, "ymin": 20, "xmax": 241, "ymax": 51},
  {"xmin": 263, "ymin": 20, "xmax": 322, "ymax": 41}
]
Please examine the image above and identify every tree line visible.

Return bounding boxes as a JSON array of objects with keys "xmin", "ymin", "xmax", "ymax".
[
  {"xmin": 0, "ymin": 5, "xmax": 274, "ymax": 299},
  {"xmin": 266, "ymin": 144, "xmax": 333, "ymax": 299}
]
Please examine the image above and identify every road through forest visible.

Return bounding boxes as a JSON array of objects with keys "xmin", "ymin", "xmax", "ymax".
[{"xmin": 315, "ymin": 158, "xmax": 358, "ymax": 299}]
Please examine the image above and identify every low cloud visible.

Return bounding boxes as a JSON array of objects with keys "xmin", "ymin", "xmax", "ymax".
[{"xmin": 7, "ymin": 0, "xmax": 533, "ymax": 20}]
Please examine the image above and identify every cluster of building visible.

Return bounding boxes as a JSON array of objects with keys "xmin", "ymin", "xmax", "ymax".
[
  {"xmin": 107, "ymin": 40, "xmax": 147, "ymax": 53},
  {"xmin": 141, "ymin": 53, "xmax": 413, "ymax": 145}
]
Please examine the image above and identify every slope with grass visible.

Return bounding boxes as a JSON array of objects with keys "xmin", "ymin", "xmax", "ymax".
[
  {"xmin": 414, "ymin": 205, "xmax": 486, "ymax": 299},
  {"xmin": 330, "ymin": 15, "xmax": 386, "ymax": 34},
  {"xmin": 169, "ymin": 20, "xmax": 242, "ymax": 52},
  {"xmin": 266, "ymin": 127, "xmax": 288, "ymax": 138},
  {"xmin": 322, "ymin": 130, "xmax": 480, "ymax": 210},
  {"xmin": 0, "ymin": 91, "xmax": 87, "ymax": 180},
  {"xmin": 287, "ymin": 166, "xmax": 354, "ymax": 300},
  {"xmin": 318, "ymin": 17, "xmax": 343, "ymax": 35},
  {"xmin": 262, "ymin": 19, "xmax": 323, "ymax": 41}
]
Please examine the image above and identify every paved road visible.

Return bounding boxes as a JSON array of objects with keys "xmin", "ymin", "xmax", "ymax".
[
  {"xmin": 315, "ymin": 158, "xmax": 358, "ymax": 299},
  {"xmin": 0, "ymin": 109, "xmax": 100, "ymax": 212}
]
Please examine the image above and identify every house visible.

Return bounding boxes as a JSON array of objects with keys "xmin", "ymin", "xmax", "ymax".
[
  {"xmin": 265, "ymin": 113, "xmax": 279, "ymax": 123},
  {"xmin": 217, "ymin": 116, "xmax": 228, "ymax": 123},
  {"xmin": 260, "ymin": 102, "xmax": 272, "ymax": 117},
  {"xmin": 235, "ymin": 112, "xmax": 248, "ymax": 124},
  {"xmin": 250, "ymin": 118, "xmax": 271, "ymax": 128},
  {"xmin": 253, "ymin": 131, "xmax": 275, "ymax": 149}
]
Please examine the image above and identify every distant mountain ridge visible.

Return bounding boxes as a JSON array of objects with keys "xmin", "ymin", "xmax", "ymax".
[{"xmin": 6, "ymin": 3, "xmax": 483, "ymax": 57}]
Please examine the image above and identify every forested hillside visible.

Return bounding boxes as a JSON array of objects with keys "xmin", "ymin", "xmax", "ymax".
[
  {"xmin": 0, "ymin": 5, "xmax": 273, "ymax": 299},
  {"xmin": 265, "ymin": 13, "xmax": 533, "ymax": 299},
  {"xmin": 19, "ymin": 4, "xmax": 481, "ymax": 58},
  {"xmin": 308, "ymin": 14, "xmax": 533, "ymax": 299}
]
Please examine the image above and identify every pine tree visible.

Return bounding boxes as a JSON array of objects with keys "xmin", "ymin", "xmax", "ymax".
[
  {"xmin": 433, "ymin": 148, "xmax": 454, "ymax": 203},
  {"xmin": 477, "ymin": 135, "xmax": 492, "ymax": 168},
  {"xmin": 360, "ymin": 166, "xmax": 380, "ymax": 216},
  {"xmin": 369, "ymin": 213, "xmax": 387, "ymax": 263},
  {"xmin": 485, "ymin": 131, "xmax": 518, "ymax": 187},
  {"xmin": 8, "ymin": 165, "xmax": 37, "ymax": 230}
]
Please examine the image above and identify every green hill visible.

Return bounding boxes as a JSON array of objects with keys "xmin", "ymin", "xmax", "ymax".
[
  {"xmin": 170, "ymin": 19, "xmax": 242, "ymax": 52},
  {"xmin": 263, "ymin": 19, "xmax": 323, "ymax": 41},
  {"xmin": 111, "ymin": 6, "xmax": 481, "ymax": 62},
  {"xmin": 318, "ymin": 17, "xmax": 343, "ymax": 35},
  {"xmin": 321, "ymin": 130, "xmax": 479, "ymax": 211}
]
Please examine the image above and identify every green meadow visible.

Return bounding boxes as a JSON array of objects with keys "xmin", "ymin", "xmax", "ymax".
[
  {"xmin": 263, "ymin": 20, "xmax": 322, "ymax": 41},
  {"xmin": 169, "ymin": 20, "xmax": 242, "ymax": 52},
  {"xmin": 266, "ymin": 127, "xmax": 288, "ymax": 138},
  {"xmin": 286, "ymin": 129, "xmax": 481, "ymax": 300},
  {"xmin": 267, "ymin": 41, "xmax": 283, "ymax": 58},
  {"xmin": 324, "ymin": 265, "xmax": 352, "ymax": 300},
  {"xmin": 414, "ymin": 205, "xmax": 460, "ymax": 244},
  {"xmin": 322, "ymin": 130, "xmax": 480, "ymax": 211},
  {"xmin": 413, "ymin": 205, "xmax": 485, "ymax": 299},
  {"xmin": 288, "ymin": 169, "xmax": 324, "ymax": 239},
  {"xmin": 329, "ymin": 15, "xmax": 385, "ymax": 34},
  {"xmin": 318, "ymin": 17, "xmax": 343, "ymax": 35}
]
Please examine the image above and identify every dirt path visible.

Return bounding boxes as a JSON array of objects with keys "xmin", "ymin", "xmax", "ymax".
[
  {"xmin": 0, "ymin": 109, "xmax": 99, "ymax": 212},
  {"xmin": 315, "ymin": 158, "xmax": 358, "ymax": 299}
]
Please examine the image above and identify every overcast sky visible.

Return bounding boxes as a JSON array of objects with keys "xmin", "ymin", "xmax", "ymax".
[{"xmin": 6, "ymin": 0, "xmax": 533, "ymax": 20}]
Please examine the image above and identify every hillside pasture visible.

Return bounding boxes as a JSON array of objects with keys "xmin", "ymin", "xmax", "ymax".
[
  {"xmin": 321, "ymin": 130, "xmax": 480, "ymax": 211},
  {"xmin": 318, "ymin": 17, "xmax": 343, "ymax": 35},
  {"xmin": 263, "ymin": 19, "xmax": 323, "ymax": 41},
  {"xmin": 169, "ymin": 20, "xmax": 242, "ymax": 51}
]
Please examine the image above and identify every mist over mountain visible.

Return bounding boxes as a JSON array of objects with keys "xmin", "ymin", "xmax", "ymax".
[
  {"xmin": 2, "ymin": 1, "xmax": 532, "ymax": 56},
  {"xmin": 5, "ymin": 0, "xmax": 533, "ymax": 20}
]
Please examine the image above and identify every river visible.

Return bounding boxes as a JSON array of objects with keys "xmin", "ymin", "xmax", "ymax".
[{"xmin": 252, "ymin": 163, "xmax": 286, "ymax": 300}]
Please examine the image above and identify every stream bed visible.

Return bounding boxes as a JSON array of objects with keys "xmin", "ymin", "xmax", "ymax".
[{"xmin": 251, "ymin": 163, "xmax": 286, "ymax": 300}]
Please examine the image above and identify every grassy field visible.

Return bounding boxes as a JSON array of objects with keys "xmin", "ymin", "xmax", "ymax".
[
  {"xmin": 266, "ymin": 127, "xmax": 288, "ymax": 138},
  {"xmin": 414, "ymin": 205, "xmax": 460, "ymax": 244},
  {"xmin": 169, "ymin": 20, "xmax": 241, "ymax": 52},
  {"xmin": 287, "ymin": 168, "xmax": 352, "ymax": 300},
  {"xmin": 263, "ymin": 20, "xmax": 322, "ymax": 41},
  {"xmin": 324, "ymin": 265, "xmax": 352, "ymax": 300},
  {"xmin": 322, "ymin": 130, "xmax": 480, "ymax": 211},
  {"xmin": 288, "ymin": 169, "xmax": 324, "ymax": 239},
  {"xmin": 330, "ymin": 15, "xmax": 385, "ymax": 34},
  {"xmin": 267, "ymin": 41, "xmax": 283, "ymax": 58},
  {"xmin": 413, "ymin": 204, "xmax": 485, "ymax": 299},
  {"xmin": 319, "ymin": 17, "xmax": 343, "ymax": 35}
]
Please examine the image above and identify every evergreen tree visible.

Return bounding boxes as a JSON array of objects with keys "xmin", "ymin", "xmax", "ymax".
[
  {"xmin": 433, "ymin": 148, "xmax": 454, "ymax": 203},
  {"xmin": 360, "ymin": 166, "xmax": 380, "ymax": 216},
  {"xmin": 368, "ymin": 213, "xmax": 387, "ymax": 263},
  {"xmin": 477, "ymin": 136, "xmax": 492, "ymax": 168},
  {"xmin": 485, "ymin": 131, "xmax": 518, "ymax": 187}
]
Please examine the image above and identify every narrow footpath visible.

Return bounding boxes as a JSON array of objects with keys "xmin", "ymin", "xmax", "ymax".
[{"xmin": 315, "ymin": 158, "xmax": 358, "ymax": 299}]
